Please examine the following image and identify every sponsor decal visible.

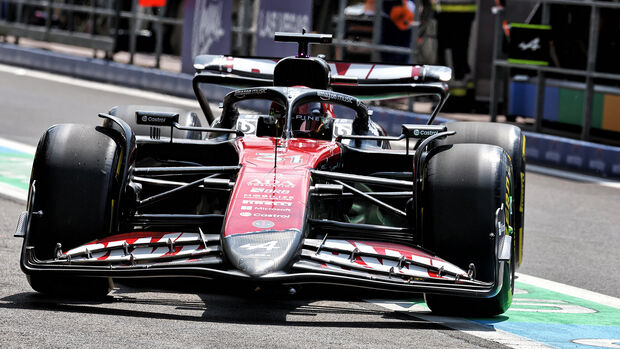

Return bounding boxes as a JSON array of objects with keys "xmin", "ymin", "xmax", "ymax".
[
  {"xmin": 294, "ymin": 114, "xmax": 324, "ymax": 122},
  {"xmin": 254, "ymin": 153, "xmax": 285, "ymax": 163},
  {"xmin": 333, "ymin": 123, "xmax": 352, "ymax": 137},
  {"xmin": 252, "ymin": 213, "xmax": 290, "ymax": 219},
  {"xmin": 242, "ymin": 200, "xmax": 292, "ymax": 207},
  {"xmin": 143, "ymin": 116, "xmax": 167, "ymax": 124},
  {"xmin": 250, "ymin": 188, "xmax": 291, "ymax": 194},
  {"xmin": 412, "ymin": 128, "xmax": 440, "ymax": 137},
  {"xmin": 239, "ymin": 212, "xmax": 251, "ymax": 217},
  {"xmin": 240, "ymin": 205, "xmax": 252, "ymax": 210},
  {"xmin": 236, "ymin": 119, "xmax": 257, "ymax": 134},
  {"xmin": 253, "ymin": 153, "xmax": 304, "ymax": 164},
  {"xmin": 234, "ymin": 88, "xmax": 268, "ymax": 97},
  {"xmin": 254, "ymin": 206, "xmax": 291, "ymax": 212},
  {"xmin": 288, "ymin": 155, "xmax": 303, "ymax": 164},
  {"xmin": 247, "ymin": 178, "xmax": 296, "ymax": 188},
  {"xmin": 252, "ymin": 220, "xmax": 275, "ymax": 229},
  {"xmin": 244, "ymin": 194, "xmax": 293, "ymax": 201},
  {"xmin": 520, "ymin": 172, "xmax": 525, "ymax": 213},
  {"xmin": 239, "ymin": 240, "xmax": 279, "ymax": 251},
  {"xmin": 317, "ymin": 91, "xmax": 353, "ymax": 104},
  {"xmin": 136, "ymin": 112, "xmax": 178, "ymax": 126}
]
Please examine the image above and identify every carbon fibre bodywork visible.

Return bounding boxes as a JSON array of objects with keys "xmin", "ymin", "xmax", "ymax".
[{"xmin": 16, "ymin": 33, "xmax": 520, "ymax": 314}]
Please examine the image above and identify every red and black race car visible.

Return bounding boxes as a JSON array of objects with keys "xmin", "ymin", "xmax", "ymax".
[{"xmin": 15, "ymin": 32, "xmax": 525, "ymax": 316}]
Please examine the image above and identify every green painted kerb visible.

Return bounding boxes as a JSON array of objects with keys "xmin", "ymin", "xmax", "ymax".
[
  {"xmin": 0, "ymin": 149, "xmax": 33, "ymax": 191},
  {"xmin": 480, "ymin": 281, "xmax": 620, "ymax": 326},
  {"xmin": 394, "ymin": 280, "xmax": 619, "ymax": 327}
]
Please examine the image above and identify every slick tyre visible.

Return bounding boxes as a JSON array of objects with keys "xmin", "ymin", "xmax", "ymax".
[
  {"xmin": 25, "ymin": 124, "xmax": 122, "ymax": 297},
  {"xmin": 27, "ymin": 275, "xmax": 112, "ymax": 299},
  {"xmin": 440, "ymin": 121, "xmax": 526, "ymax": 268},
  {"xmin": 108, "ymin": 105, "xmax": 203, "ymax": 139},
  {"xmin": 421, "ymin": 144, "xmax": 514, "ymax": 316}
]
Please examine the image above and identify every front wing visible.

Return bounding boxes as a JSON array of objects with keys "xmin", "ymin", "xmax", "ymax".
[{"xmin": 21, "ymin": 230, "xmax": 506, "ymax": 298}]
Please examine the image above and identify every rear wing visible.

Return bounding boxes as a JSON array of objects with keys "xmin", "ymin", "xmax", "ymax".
[
  {"xmin": 192, "ymin": 32, "xmax": 452, "ymax": 124},
  {"xmin": 193, "ymin": 56, "xmax": 450, "ymax": 123},
  {"xmin": 193, "ymin": 55, "xmax": 452, "ymax": 85}
]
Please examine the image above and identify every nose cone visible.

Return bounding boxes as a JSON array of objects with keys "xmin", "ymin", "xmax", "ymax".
[{"xmin": 224, "ymin": 229, "xmax": 303, "ymax": 277}]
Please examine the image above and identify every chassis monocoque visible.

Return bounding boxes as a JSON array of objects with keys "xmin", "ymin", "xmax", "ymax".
[{"xmin": 15, "ymin": 32, "xmax": 525, "ymax": 316}]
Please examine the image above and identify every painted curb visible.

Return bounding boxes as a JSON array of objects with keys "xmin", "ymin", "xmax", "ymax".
[{"xmin": 1, "ymin": 42, "xmax": 618, "ymax": 179}]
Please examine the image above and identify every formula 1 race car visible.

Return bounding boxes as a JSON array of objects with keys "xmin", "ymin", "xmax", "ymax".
[{"xmin": 15, "ymin": 32, "xmax": 525, "ymax": 316}]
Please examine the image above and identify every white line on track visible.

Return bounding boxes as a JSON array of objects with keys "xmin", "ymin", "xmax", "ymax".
[
  {"xmin": 0, "ymin": 182, "xmax": 27, "ymax": 202},
  {"xmin": 516, "ymin": 273, "xmax": 620, "ymax": 309},
  {"xmin": 0, "ymin": 63, "xmax": 200, "ymax": 109},
  {"xmin": 0, "ymin": 136, "xmax": 36, "ymax": 155},
  {"xmin": 528, "ymin": 164, "xmax": 620, "ymax": 190}
]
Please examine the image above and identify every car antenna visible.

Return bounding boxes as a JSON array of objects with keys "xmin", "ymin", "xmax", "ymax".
[
  {"xmin": 274, "ymin": 30, "xmax": 332, "ymax": 59},
  {"xmin": 299, "ymin": 28, "xmax": 308, "ymax": 57},
  {"xmin": 274, "ymin": 136, "xmax": 278, "ymax": 169}
]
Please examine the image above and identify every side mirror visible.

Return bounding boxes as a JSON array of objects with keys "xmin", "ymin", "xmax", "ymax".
[{"xmin": 256, "ymin": 115, "xmax": 284, "ymax": 138}]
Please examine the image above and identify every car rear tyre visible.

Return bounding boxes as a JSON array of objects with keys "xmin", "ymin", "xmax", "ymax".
[
  {"xmin": 25, "ymin": 124, "xmax": 122, "ymax": 297},
  {"xmin": 421, "ymin": 143, "xmax": 514, "ymax": 316}
]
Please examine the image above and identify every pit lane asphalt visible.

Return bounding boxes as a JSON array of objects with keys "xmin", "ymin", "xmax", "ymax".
[{"xmin": 0, "ymin": 67, "xmax": 619, "ymax": 347}]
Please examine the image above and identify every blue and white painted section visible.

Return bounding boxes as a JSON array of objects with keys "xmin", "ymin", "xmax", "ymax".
[{"xmin": 371, "ymin": 273, "xmax": 620, "ymax": 349}]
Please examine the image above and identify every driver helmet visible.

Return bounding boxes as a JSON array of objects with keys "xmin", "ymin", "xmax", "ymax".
[
  {"xmin": 292, "ymin": 102, "xmax": 334, "ymax": 136},
  {"xmin": 267, "ymin": 102, "xmax": 286, "ymax": 130}
]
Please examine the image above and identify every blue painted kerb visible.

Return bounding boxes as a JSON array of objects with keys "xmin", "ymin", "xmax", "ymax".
[{"xmin": 1, "ymin": 43, "xmax": 618, "ymax": 179}]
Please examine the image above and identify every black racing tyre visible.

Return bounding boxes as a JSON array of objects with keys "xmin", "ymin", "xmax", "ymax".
[
  {"xmin": 25, "ymin": 124, "xmax": 122, "ymax": 297},
  {"xmin": 424, "ymin": 261, "xmax": 512, "ymax": 317},
  {"xmin": 421, "ymin": 143, "xmax": 514, "ymax": 316},
  {"xmin": 440, "ymin": 121, "xmax": 526, "ymax": 268},
  {"xmin": 27, "ymin": 275, "xmax": 112, "ymax": 298},
  {"xmin": 108, "ymin": 105, "xmax": 203, "ymax": 140}
]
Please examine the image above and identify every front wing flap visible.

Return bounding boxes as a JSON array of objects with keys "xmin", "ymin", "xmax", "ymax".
[
  {"xmin": 295, "ymin": 239, "xmax": 480, "ymax": 285},
  {"xmin": 21, "ymin": 232, "xmax": 501, "ymax": 297}
]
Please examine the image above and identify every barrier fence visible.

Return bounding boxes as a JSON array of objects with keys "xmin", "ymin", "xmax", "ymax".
[{"xmin": 490, "ymin": 0, "xmax": 620, "ymax": 142}]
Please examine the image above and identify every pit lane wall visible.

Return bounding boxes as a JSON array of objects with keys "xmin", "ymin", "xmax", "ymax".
[{"xmin": 1, "ymin": 42, "xmax": 619, "ymax": 180}]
